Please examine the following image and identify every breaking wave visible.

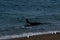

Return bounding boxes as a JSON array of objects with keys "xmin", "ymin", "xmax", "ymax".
[{"xmin": 0, "ymin": 31, "xmax": 60, "ymax": 40}]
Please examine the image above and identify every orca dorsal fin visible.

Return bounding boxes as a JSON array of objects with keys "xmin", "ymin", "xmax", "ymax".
[{"xmin": 25, "ymin": 18, "xmax": 29, "ymax": 23}]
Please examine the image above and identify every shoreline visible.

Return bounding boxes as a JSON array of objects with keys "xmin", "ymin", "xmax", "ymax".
[
  {"xmin": 9, "ymin": 32, "xmax": 60, "ymax": 40},
  {"xmin": 0, "ymin": 31, "xmax": 60, "ymax": 40}
]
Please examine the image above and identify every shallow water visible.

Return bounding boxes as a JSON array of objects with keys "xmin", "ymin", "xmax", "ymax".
[{"xmin": 0, "ymin": 0, "xmax": 60, "ymax": 37}]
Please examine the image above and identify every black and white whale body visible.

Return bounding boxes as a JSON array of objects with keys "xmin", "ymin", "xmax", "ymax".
[{"xmin": 24, "ymin": 18, "xmax": 47, "ymax": 27}]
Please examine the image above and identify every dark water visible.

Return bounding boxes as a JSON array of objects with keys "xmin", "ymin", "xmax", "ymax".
[{"xmin": 0, "ymin": 0, "xmax": 60, "ymax": 36}]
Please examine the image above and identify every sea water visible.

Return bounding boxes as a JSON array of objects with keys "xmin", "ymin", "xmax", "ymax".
[{"xmin": 0, "ymin": 0, "xmax": 60, "ymax": 39}]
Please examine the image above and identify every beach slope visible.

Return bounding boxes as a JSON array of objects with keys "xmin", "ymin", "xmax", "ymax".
[{"xmin": 9, "ymin": 32, "xmax": 60, "ymax": 40}]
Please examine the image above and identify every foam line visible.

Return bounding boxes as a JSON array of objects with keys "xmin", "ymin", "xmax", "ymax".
[{"xmin": 0, "ymin": 31, "xmax": 60, "ymax": 40}]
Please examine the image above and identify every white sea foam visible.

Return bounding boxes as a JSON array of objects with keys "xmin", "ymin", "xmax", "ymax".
[{"xmin": 0, "ymin": 31, "xmax": 60, "ymax": 40}]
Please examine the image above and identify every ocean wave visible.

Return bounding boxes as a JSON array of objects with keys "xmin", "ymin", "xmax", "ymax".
[{"xmin": 0, "ymin": 31, "xmax": 60, "ymax": 40}]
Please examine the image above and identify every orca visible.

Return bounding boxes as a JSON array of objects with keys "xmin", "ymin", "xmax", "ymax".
[{"xmin": 24, "ymin": 18, "xmax": 43, "ymax": 26}]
